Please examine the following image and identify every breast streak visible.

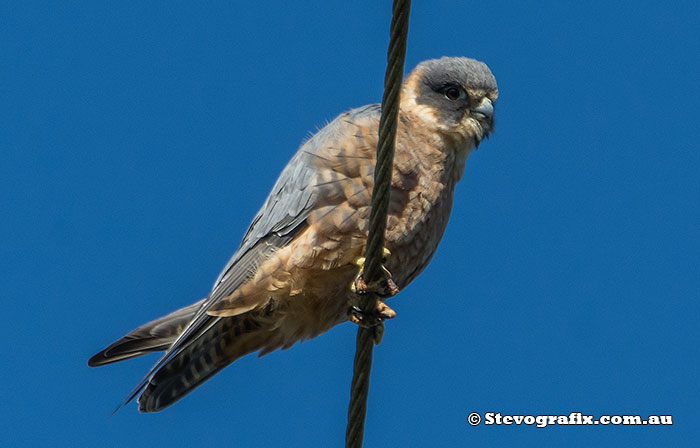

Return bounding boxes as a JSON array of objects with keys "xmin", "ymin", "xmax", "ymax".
[
  {"xmin": 385, "ymin": 127, "xmax": 461, "ymax": 289},
  {"xmin": 239, "ymin": 114, "xmax": 381, "ymax": 339},
  {"xmin": 245, "ymin": 114, "xmax": 465, "ymax": 343}
]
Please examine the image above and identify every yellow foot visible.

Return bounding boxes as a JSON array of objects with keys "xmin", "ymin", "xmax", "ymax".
[
  {"xmin": 350, "ymin": 247, "xmax": 400, "ymax": 297},
  {"xmin": 347, "ymin": 299, "xmax": 396, "ymax": 344},
  {"xmin": 347, "ymin": 300, "xmax": 397, "ymax": 327}
]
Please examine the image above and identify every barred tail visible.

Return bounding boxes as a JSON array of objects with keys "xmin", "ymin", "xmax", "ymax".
[{"xmin": 137, "ymin": 314, "xmax": 273, "ymax": 413}]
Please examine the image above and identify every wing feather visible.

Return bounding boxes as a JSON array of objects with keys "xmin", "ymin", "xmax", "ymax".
[{"xmin": 118, "ymin": 104, "xmax": 381, "ymax": 410}]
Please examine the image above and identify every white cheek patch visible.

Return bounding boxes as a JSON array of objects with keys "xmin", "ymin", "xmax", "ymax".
[
  {"xmin": 402, "ymin": 74, "xmax": 439, "ymax": 120},
  {"xmin": 401, "ymin": 85, "xmax": 442, "ymax": 129},
  {"xmin": 412, "ymin": 104, "xmax": 440, "ymax": 126}
]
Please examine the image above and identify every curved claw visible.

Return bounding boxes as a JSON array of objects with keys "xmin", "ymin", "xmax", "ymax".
[
  {"xmin": 347, "ymin": 301, "xmax": 397, "ymax": 328},
  {"xmin": 350, "ymin": 248, "xmax": 400, "ymax": 297}
]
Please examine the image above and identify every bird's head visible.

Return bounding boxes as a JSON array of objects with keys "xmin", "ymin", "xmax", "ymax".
[{"xmin": 401, "ymin": 56, "xmax": 498, "ymax": 149}]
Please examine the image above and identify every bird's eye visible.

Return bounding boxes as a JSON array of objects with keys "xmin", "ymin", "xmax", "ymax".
[{"xmin": 443, "ymin": 86, "xmax": 464, "ymax": 101}]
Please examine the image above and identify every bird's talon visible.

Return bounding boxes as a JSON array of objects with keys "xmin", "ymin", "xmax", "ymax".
[
  {"xmin": 381, "ymin": 247, "xmax": 391, "ymax": 263},
  {"xmin": 347, "ymin": 299, "xmax": 396, "ymax": 328},
  {"xmin": 382, "ymin": 274, "xmax": 400, "ymax": 296},
  {"xmin": 348, "ymin": 305, "xmax": 363, "ymax": 323},
  {"xmin": 350, "ymin": 247, "xmax": 400, "ymax": 297}
]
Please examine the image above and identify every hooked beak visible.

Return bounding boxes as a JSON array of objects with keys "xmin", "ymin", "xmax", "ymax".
[
  {"xmin": 471, "ymin": 97, "xmax": 494, "ymax": 128},
  {"xmin": 469, "ymin": 98, "xmax": 495, "ymax": 148}
]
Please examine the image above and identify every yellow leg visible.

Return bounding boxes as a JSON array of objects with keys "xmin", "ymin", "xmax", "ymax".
[
  {"xmin": 350, "ymin": 247, "xmax": 400, "ymax": 297},
  {"xmin": 348, "ymin": 247, "xmax": 398, "ymax": 343}
]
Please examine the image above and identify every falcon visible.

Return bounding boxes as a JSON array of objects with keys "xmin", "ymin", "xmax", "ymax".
[{"xmin": 88, "ymin": 56, "xmax": 498, "ymax": 412}]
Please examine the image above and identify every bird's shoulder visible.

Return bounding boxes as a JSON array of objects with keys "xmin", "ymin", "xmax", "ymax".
[{"xmin": 213, "ymin": 104, "xmax": 381, "ymax": 286}]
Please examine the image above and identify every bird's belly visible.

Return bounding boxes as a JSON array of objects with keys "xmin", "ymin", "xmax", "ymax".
[
  {"xmin": 270, "ymin": 175, "xmax": 458, "ymax": 344},
  {"xmin": 386, "ymin": 185, "xmax": 455, "ymax": 288}
]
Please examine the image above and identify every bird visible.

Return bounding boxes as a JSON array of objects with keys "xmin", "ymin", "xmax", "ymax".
[{"xmin": 88, "ymin": 56, "xmax": 498, "ymax": 413}]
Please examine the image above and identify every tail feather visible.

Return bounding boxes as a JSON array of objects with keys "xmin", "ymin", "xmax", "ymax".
[
  {"xmin": 89, "ymin": 299, "xmax": 281, "ymax": 413},
  {"xmin": 137, "ymin": 314, "xmax": 273, "ymax": 412},
  {"xmin": 88, "ymin": 299, "xmax": 205, "ymax": 367}
]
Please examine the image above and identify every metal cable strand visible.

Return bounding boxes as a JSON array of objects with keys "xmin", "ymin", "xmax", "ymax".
[{"xmin": 345, "ymin": 1, "xmax": 411, "ymax": 447}]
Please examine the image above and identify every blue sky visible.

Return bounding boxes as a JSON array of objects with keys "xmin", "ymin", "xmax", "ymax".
[{"xmin": 2, "ymin": 1, "xmax": 698, "ymax": 446}]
